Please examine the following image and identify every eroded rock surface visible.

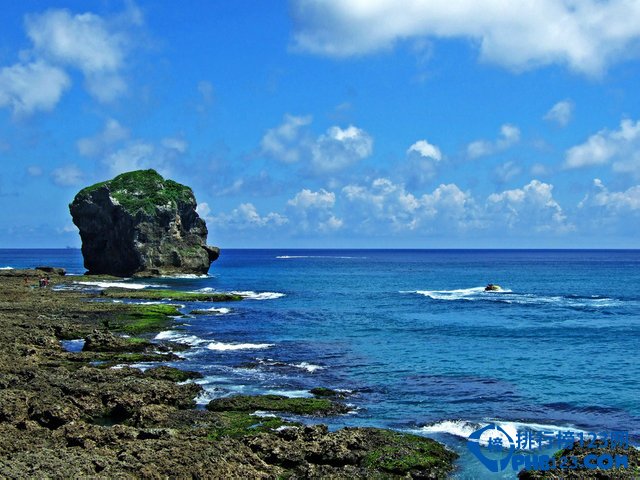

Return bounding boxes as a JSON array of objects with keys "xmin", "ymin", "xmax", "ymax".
[{"xmin": 69, "ymin": 169, "xmax": 219, "ymax": 277}]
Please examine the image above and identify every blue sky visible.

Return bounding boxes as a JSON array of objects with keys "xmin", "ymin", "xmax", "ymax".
[{"xmin": 1, "ymin": 0, "xmax": 640, "ymax": 248}]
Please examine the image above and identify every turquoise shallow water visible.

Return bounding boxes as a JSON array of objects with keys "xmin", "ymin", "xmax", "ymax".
[{"xmin": 3, "ymin": 248, "xmax": 639, "ymax": 478}]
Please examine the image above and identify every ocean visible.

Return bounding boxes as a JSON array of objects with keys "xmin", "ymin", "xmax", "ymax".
[{"xmin": 2, "ymin": 248, "xmax": 639, "ymax": 478}]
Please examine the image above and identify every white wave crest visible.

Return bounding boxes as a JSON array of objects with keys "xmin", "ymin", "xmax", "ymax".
[
  {"xmin": 197, "ymin": 307, "xmax": 231, "ymax": 314},
  {"xmin": 206, "ymin": 341, "xmax": 274, "ymax": 351},
  {"xmin": 420, "ymin": 419, "xmax": 586, "ymax": 447},
  {"xmin": 197, "ymin": 287, "xmax": 215, "ymax": 292},
  {"xmin": 0, "ymin": 266, "xmax": 14, "ymax": 270},
  {"xmin": 161, "ymin": 274, "xmax": 209, "ymax": 279},
  {"xmin": 231, "ymin": 291, "xmax": 285, "ymax": 300},
  {"xmin": 290, "ymin": 361, "xmax": 324, "ymax": 373},
  {"xmin": 154, "ymin": 330, "xmax": 207, "ymax": 346},
  {"xmin": 263, "ymin": 389, "xmax": 312, "ymax": 398},
  {"xmin": 75, "ymin": 281, "xmax": 154, "ymax": 290},
  {"xmin": 411, "ymin": 286, "xmax": 512, "ymax": 300},
  {"xmin": 405, "ymin": 287, "xmax": 621, "ymax": 309}
]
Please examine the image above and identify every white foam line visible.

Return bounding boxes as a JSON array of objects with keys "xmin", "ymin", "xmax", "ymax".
[
  {"xmin": 195, "ymin": 307, "xmax": 231, "ymax": 314},
  {"xmin": 419, "ymin": 419, "xmax": 588, "ymax": 447},
  {"xmin": 154, "ymin": 330, "xmax": 207, "ymax": 346},
  {"xmin": 231, "ymin": 291, "xmax": 285, "ymax": 300},
  {"xmin": 290, "ymin": 361, "xmax": 324, "ymax": 373},
  {"xmin": 161, "ymin": 274, "xmax": 209, "ymax": 279},
  {"xmin": 206, "ymin": 341, "xmax": 274, "ymax": 351},
  {"xmin": 75, "ymin": 281, "xmax": 154, "ymax": 290}
]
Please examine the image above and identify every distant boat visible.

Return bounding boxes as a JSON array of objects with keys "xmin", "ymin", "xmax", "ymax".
[{"xmin": 484, "ymin": 284, "xmax": 503, "ymax": 292}]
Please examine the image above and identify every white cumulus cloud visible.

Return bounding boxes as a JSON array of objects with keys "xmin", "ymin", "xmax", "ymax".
[
  {"xmin": 77, "ymin": 118, "xmax": 130, "ymax": 157},
  {"xmin": 0, "ymin": 5, "xmax": 140, "ymax": 115},
  {"xmin": 342, "ymin": 178, "xmax": 475, "ymax": 232},
  {"xmin": 287, "ymin": 188, "xmax": 341, "ymax": 232},
  {"xmin": 487, "ymin": 180, "xmax": 571, "ymax": 232},
  {"xmin": 407, "ymin": 140, "xmax": 442, "ymax": 161},
  {"xmin": 51, "ymin": 165, "xmax": 84, "ymax": 187},
  {"xmin": 544, "ymin": 100, "xmax": 574, "ymax": 127},
  {"xmin": 311, "ymin": 125, "xmax": 373, "ymax": 173},
  {"xmin": 291, "ymin": 0, "xmax": 640, "ymax": 75},
  {"xmin": 564, "ymin": 118, "xmax": 640, "ymax": 171},
  {"xmin": 25, "ymin": 8, "xmax": 131, "ymax": 102},
  {"xmin": 0, "ymin": 61, "xmax": 70, "ymax": 116},
  {"xmin": 261, "ymin": 115, "xmax": 373, "ymax": 173},
  {"xmin": 579, "ymin": 178, "xmax": 640, "ymax": 211},
  {"xmin": 102, "ymin": 136, "xmax": 188, "ymax": 177},
  {"xmin": 211, "ymin": 203, "xmax": 288, "ymax": 230},
  {"xmin": 467, "ymin": 124, "xmax": 520, "ymax": 159},
  {"xmin": 261, "ymin": 114, "xmax": 313, "ymax": 163}
]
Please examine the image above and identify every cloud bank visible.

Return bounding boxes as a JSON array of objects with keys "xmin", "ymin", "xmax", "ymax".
[{"xmin": 291, "ymin": 0, "xmax": 640, "ymax": 75}]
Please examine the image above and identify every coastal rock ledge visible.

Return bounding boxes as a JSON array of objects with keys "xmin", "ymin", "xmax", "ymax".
[{"xmin": 70, "ymin": 169, "xmax": 219, "ymax": 277}]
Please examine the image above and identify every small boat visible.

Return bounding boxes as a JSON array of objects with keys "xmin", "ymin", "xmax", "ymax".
[{"xmin": 484, "ymin": 284, "xmax": 502, "ymax": 292}]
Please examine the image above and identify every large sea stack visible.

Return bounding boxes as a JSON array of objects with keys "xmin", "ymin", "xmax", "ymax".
[{"xmin": 69, "ymin": 169, "xmax": 219, "ymax": 277}]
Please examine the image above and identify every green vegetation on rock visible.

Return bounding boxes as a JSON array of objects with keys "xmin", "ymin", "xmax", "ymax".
[
  {"xmin": 144, "ymin": 366, "xmax": 203, "ymax": 382},
  {"xmin": 363, "ymin": 429, "xmax": 459, "ymax": 476},
  {"xmin": 518, "ymin": 440, "xmax": 639, "ymax": 479},
  {"xmin": 309, "ymin": 387, "xmax": 348, "ymax": 398},
  {"xmin": 92, "ymin": 352, "xmax": 179, "ymax": 367},
  {"xmin": 102, "ymin": 288, "xmax": 243, "ymax": 302},
  {"xmin": 77, "ymin": 169, "xmax": 194, "ymax": 216},
  {"xmin": 207, "ymin": 411, "xmax": 300, "ymax": 440},
  {"xmin": 108, "ymin": 304, "xmax": 182, "ymax": 334},
  {"xmin": 206, "ymin": 394, "xmax": 349, "ymax": 416}
]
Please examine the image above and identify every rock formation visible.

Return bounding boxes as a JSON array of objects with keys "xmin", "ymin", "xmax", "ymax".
[{"xmin": 69, "ymin": 169, "xmax": 219, "ymax": 277}]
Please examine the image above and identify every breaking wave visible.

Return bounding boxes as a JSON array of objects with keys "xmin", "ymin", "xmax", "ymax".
[
  {"xmin": 74, "ymin": 281, "xmax": 164, "ymax": 290},
  {"xmin": 195, "ymin": 307, "xmax": 231, "ymax": 315},
  {"xmin": 231, "ymin": 291, "xmax": 285, "ymax": 300},
  {"xmin": 206, "ymin": 341, "xmax": 274, "ymax": 351},
  {"xmin": 405, "ymin": 287, "xmax": 623, "ymax": 309},
  {"xmin": 418, "ymin": 419, "xmax": 586, "ymax": 447},
  {"xmin": 154, "ymin": 330, "xmax": 207, "ymax": 346}
]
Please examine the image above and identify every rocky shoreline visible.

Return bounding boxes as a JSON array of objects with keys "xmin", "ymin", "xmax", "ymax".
[{"xmin": 0, "ymin": 268, "xmax": 458, "ymax": 478}]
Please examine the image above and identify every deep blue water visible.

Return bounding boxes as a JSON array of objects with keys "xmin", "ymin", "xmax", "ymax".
[{"xmin": 2, "ymin": 248, "xmax": 639, "ymax": 478}]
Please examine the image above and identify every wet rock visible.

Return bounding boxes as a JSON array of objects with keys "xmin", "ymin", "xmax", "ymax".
[
  {"xmin": 82, "ymin": 330, "xmax": 151, "ymax": 352},
  {"xmin": 245, "ymin": 425, "xmax": 459, "ymax": 478},
  {"xmin": 35, "ymin": 267, "xmax": 66, "ymax": 276},
  {"xmin": 518, "ymin": 439, "xmax": 639, "ymax": 479},
  {"xmin": 206, "ymin": 394, "xmax": 350, "ymax": 416},
  {"xmin": 69, "ymin": 169, "xmax": 219, "ymax": 277},
  {"xmin": 143, "ymin": 366, "xmax": 203, "ymax": 382}
]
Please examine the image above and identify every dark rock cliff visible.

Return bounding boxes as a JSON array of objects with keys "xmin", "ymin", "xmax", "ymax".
[{"xmin": 69, "ymin": 169, "xmax": 219, "ymax": 277}]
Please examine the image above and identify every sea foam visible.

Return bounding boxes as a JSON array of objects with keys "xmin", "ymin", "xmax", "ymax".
[
  {"xmin": 231, "ymin": 290, "xmax": 285, "ymax": 300},
  {"xmin": 154, "ymin": 330, "xmax": 207, "ymax": 346},
  {"xmin": 419, "ymin": 419, "xmax": 586, "ymax": 448},
  {"xmin": 195, "ymin": 307, "xmax": 231, "ymax": 314},
  {"xmin": 75, "ymin": 281, "xmax": 157, "ymax": 290},
  {"xmin": 206, "ymin": 341, "xmax": 274, "ymax": 351},
  {"xmin": 406, "ymin": 287, "xmax": 621, "ymax": 309}
]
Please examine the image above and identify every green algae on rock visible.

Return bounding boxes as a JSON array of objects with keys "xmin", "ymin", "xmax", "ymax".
[
  {"xmin": 207, "ymin": 411, "xmax": 301, "ymax": 440},
  {"xmin": 206, "ymin": 394, "xmax": 350, "ymax": 416},
  {"xmin": 69, "ymin": 169, "xmax": 220, "ymax": 277},
  {"xmin": 0, "ymin": 270, "xmax": 459, "ymax": 479},
  {"xmin": 518, "ymin": 440, "xmax": 639, "ymax": 479},
  {"xmin": 106, "ymin": 303, "xmax": 183, "ymax": 334},
  {"xmin": 101, "ymin": 288, "xmax": 243, "ymax": 302}
]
